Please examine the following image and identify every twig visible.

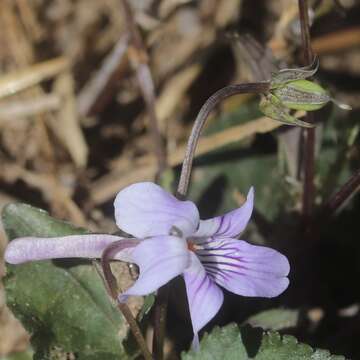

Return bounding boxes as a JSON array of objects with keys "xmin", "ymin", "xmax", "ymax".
[
  {"xmin": 120, "ymin": 0, "xmax": 167, "ymax": 173},
  {"xmin": 77, "ymin": 34, "xmax": 130, "ymax": 117},
  {"xmin": 176, "ymin": 82, "xmax": 270, "ymax": 198},
  {"xmin": 298, "ymin": 0, "xmax": 315, "ymax": 220},
  {"xmin": 101, "ymin": 240, "xmax": 153, "ymax": 360},
  {"xmin": 323, "ymin": 168, "xmax": 360, "ymax": 215}
]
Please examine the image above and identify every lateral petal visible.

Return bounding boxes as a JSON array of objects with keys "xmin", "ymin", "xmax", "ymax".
[
  {"xmin": 196, "ymin": 237, "xmax": 290, "ymax": 298},
  {"xmin": 114, "ymin": 182, "xmax": 200, "ymax": 238},
  {"xmin": 119, "ymin": 235, "xmax": 190, "ymax": 300},
  {"xmin": 193, "ymin": 187, "xmax": 254, "ymax": 239}
]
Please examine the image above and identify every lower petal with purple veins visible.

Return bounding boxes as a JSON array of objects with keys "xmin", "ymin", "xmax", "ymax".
[
  {"xmin": 119, "ymin": 235, "xmax": 190, "ymax": 301},
  {"xmin": 183, "ymin": 253, "xmax": 224, "ymax": 347},
  {"xmin": 196, "ymin": 238, "xmax": 290, "ymax": 298},
  {"xmin": 4, "ymin": 234, "xmax": 131, "ymax": 264}
]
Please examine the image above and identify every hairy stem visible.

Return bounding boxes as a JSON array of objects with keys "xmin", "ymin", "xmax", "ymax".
[
  {"xmin": 177, "ymin": 82, "xmax": 270, "ymax": 198},
  {"xmin": 101, "ymin": 240, "xmax": 153, "ymax": 360},
  {"xmin": 298, "ymin": 0, "xmax": 316, "ymax": 220}
]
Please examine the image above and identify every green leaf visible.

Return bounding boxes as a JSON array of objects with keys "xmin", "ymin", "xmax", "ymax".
[
  {"xmin": 182, "ymin": 323, "xmax": 346, "ymax": 360},
  {"xmin": 0, "ymin": 349, "xmax": 34, "ymax": 360},
  {"xmin": 2, "ymin": 204, "xmax": 130, "ymax": 359},
  {"xmin": 137, "ymin": 293, "xmax": 155, "ymax": 322},
  {"xmin": 244, "ymin": 308, "xmax": 299, "ymax": 331}
]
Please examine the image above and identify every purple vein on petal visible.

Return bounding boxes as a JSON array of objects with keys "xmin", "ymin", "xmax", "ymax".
[{"xmin": 183, "ymin": 253, "xmax": 224, "ymax": 341}]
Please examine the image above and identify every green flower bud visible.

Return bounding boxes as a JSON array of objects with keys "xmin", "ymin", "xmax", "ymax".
[
  {"xmin": 273, "ymin": 79, "xmax": 331, "ymax": 111},
  {"xmin": 259, "ymin": 59, "xmax": 351, "ymax": 128}
]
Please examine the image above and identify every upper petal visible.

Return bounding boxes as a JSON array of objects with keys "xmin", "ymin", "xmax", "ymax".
[
  {"xmin": 114, "ymin": 182, "xmax": 200, "ymax": 237},
  {"xmin": 4, "ymin": 234, "xmax": 132, "ymax": 264},
  {"xmin": 119, "ymin": 235, "xmax": 190, "ymax": 300},
  {"xmin": 196, "ymin": 237, "xmax": 289, "ymax": 298},
  {"xmin": 183, "ymin": 253, "xmax": 224, "ymax": 347},
  {"xmin": 193, "ymin": 187, "xmax": 254, "ymax": 239}
]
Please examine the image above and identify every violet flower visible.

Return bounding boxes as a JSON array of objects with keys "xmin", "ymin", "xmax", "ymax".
[{"xmin": 4, "ymin": 182, "xmax": 289, "ymax": 345}]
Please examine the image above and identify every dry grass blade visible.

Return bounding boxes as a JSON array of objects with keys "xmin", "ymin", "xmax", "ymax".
[
  {"xmin": 312, "ymin": 26, "xmax": 360, "ymax": 54},
  {"xmin": 52, "ymin": 71, "xmax": 88, "ymax": 167},
  {"xmin": 15, "ymin": 0, "xmax": 44, "ymax": 42},
  {"xmin": 0, "ymin": 57, "xmax": 69, "ymax": 99},
  {"xmin": 155, "ymin": 64, "xmax": 201, "ymax": 133},
  {"xmin": 2, "ymin": 164, "xmax": 87, "ymax": 226},
  {"xmin": 0, "ymin": 94, "xmax": 61, "ymax": 123}
]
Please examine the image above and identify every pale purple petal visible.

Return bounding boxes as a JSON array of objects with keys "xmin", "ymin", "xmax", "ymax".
[
  {"xmin": 119, "ymin": 235, "xmax": 190, "ymax": 300},
  {"xmin": 193, "ymin": 187, "xmax": 254, "ymax": 239},
  {"xmin": 114, "ymin": 182, "xmax": 200, "ymax": 238},
  {"xmin": 4, "ymin": 234, "xmax": 133, "ymax": 264},
  {"xmin": 183, "ymin": 253, "xmax": 224, "ymax": 343},
  {"xmin": 196, "ymin": 237, "xmax": 289, "ymax": 298}
]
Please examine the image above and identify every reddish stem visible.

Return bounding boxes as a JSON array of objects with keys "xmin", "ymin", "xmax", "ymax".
[
  {"xmin": 298, "ymin": 0, "xmax": 316, "ymax": 220},
  {"xmin": 100, "ymin": 240, "xmax": 153, "ymax": 360},
  {"xmin": 324, "ymin": 168, "xmax": 360, "ymax": 215}
]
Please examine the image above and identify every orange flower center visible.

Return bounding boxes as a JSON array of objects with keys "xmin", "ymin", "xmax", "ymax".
[{"xmin": 187, "ymin": 241, "xmax": 196, "ymax": 252}]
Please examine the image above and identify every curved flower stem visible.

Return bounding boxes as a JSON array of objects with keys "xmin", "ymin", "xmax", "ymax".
[
  {"xmin": 101, "ymin": 240, "xmax": 153, "ymax": 360},
  {"xmin": 176, "ymin": 82, "xmax": 270, "ymax": 197},
  {"xmin": 152, "ymin": 82, "xmax": 269, "ymax": 358}
]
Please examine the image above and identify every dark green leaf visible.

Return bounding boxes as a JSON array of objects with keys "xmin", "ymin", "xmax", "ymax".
[
  {"xmin": 137, "ymin": 293, "xmax": 155, "ymax": 322},
  {"xmin": 2, "ymin": 203, "xmax": 130, "ymax": 359},
  {"xmin": 182, "ymin": 323, "xmax": 346, "ymax": 360},
  {"xmin": 0, "ymin": 349, "xmax": 34, "ymax": 360}
]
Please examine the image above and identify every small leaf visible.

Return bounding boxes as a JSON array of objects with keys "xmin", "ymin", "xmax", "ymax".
[
  {"xmin": 2, "ymin": 203, "xmax": 130, "ymax": 359},
  {"xmin": 182, "ymin": 323, "xmax": 346, "ymax": 360},
  {"xmin": 244, "ymin": 308, "xmax": 299, "ymax": 331},
  {"xmin": 273, "ymin": 80, "xmax": 330, "ymax": 111},
  {"xmin": 137, "ymin": 293, "xmax": 155, "ymax": 322}
]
